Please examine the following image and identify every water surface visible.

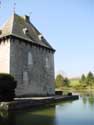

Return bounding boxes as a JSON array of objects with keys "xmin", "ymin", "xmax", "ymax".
[{"xmin": 0, "ymin": 93, "xmax": 94, "ymax": 125}]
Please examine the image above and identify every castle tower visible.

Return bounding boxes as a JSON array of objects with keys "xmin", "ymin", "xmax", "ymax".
[{"xmin": 0, "ymin": 13, "xmax": 55, "ymax": 97}]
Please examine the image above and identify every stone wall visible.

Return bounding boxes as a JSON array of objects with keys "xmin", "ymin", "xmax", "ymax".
[
  {"xmin": 10, "ymin": 39, "xmax": 55, "ymax": 96},
  {"xmin": 0, "ymin": 40, "xmax": 10, "ymax": 73}
]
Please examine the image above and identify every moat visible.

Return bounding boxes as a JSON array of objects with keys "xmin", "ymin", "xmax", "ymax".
[{"xmin": 0, "ymin": 92, "xmax": 94, "ymax": 125}]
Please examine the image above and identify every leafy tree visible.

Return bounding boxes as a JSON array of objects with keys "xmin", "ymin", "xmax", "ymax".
[
  {"xmin": 81, "ymin": 74, "xmax": 86, "ymax": 82},
  {"xmin": 63, "ymin": 77, "xmax": 70, "ymax": 86},
  {"xmin": 86, "ymin": 72, "xmax": 94, "ymax": 87},
  {"xmin": 55, "ymin": 74, "xmax": 64, "ymax": 88},
  {"xmin": 80, "ymin": 74, "xmax": 87, "ymax": 87}
]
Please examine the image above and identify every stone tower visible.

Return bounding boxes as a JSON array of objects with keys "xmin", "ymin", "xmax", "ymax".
[{"xmin": 0, "ymin": 13, "xmax": 55, "ymax": 97}]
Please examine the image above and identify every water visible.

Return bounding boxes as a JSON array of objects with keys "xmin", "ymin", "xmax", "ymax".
[{"xmin": 0, "ymin": 93, "xmax": 94, "ymax": 125}]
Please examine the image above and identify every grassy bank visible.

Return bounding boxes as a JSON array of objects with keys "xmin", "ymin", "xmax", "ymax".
[{"xmin": 56, "ymin": 78, "xmax": 94, "ymax": 93}]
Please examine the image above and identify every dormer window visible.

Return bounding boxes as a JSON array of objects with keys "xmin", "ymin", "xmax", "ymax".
[
  {"xmin": 23, "ymin": 28, "xmax": 28, "ymax": 35},
  {"xmin": 38, "ymin": 34, "xmax": 43, "ymax": 40}
]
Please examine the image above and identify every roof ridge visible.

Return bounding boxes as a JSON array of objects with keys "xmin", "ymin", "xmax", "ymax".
[
  {"xmin": 0, "ymin": 13, "xmax": 15, "ymax": 36},
  {"xmin": 0, "ymin": 13, "xmax": 55, "ymax": 51},
  {"xmin": 10, "ymin": 13, "xmax": 15, "ymax": 34}
]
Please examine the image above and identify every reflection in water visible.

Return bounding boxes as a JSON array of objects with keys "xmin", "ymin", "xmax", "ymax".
[
  {"xmin": 88, "ymin": 96, "xmax": 94, "ymax": 106},
  {"xmin": 82, "ymin": 92, "xmax": 94, "ymax": 107},
  {"xmin": 0, "ymin": 110, "xmax": 8, "ymax": 118},
  {"xmin": 0, "ymin": 94, "xmax": 94, "ymax": 125},
  {"xmin": 0, "ymin": 111, "xmax": 16, "ymax": 125},
  {"xmin": 0, "ymin": 106, "xmax": 56, "ymax": 125},
  {"xmin": 81, "ymin": 92, "xmax": 94, "ymax": 115},
  {"xmin": 0, "ymin": 102, "xmax": 72, "ymax": 125},
  {"xmin": 82, "ymin": 96, "xmax": 87, "ymax": 104}
]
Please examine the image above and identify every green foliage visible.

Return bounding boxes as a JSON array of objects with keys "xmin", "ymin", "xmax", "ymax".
[
  {"xmin": 0, "ymin": 73, "xmax": 14, "ymax": 81},
  {"xmin": 55, "ymin": 74, "xmax": 70, "ymax": 88},
  {"xmin": 86, "ymin": 72, "xmax": 94, "ymax": 87},
  {"xmin": 63, "ymin": 77, "xmax": 70, "ymax": 86},
  {"xmin": 80, "ymin": 74, "xmax": 87, "ymax": 87},
  {"xmin": 55, "ymin": 71, "xmax": 94, "ymax": 89},
  {"xmin": 0, "ymin": 73, "xmax": 17, "ymax": 89},
  {"xmin": 70, "ymin": 79, "xmax": 81, "ymax": 89},
  {"xmin": 79, "ymin": 72, "xmax": 94, "ymax": 88},
  {"xmin": 55, "ymin": 74, "xmax": 64, "ymax": 88},
  {"xmin": 80, "ymin": 74, "xmax": 86, "ymax": 82},
  {"xmin": 0, "ymin": 73, "xmax": 17, "ymax": 101}
]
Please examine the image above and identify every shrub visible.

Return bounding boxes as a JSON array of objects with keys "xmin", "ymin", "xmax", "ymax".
[
  {"xmin": 0, "ymin": 73, "xmax": 14, "ymax": 80},
  {"xmin": 0, "ymin": 73, "xmax": 17, "ymax": 89},
  {"xmin": 0, "ymin": 73, "xmax": 17, "ymax": 101}
]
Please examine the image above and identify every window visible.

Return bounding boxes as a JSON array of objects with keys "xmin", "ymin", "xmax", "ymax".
[
  {"xmin": 45, "ymin": 57, "xmax": 49, "ymax": 68},
  {"xmin": 23, "ymin": 28, "xmax": 28, "ymax": 35},
  {"xmin": 23, "ymin": 71, "xmax": 28, "ymax": 85},
  {"xmin": 28, "ymin": 52, "xmax": 33, "ymax": 65}
]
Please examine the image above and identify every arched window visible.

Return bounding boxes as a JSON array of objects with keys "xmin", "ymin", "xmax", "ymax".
[{"xmin": 28, "ymin": 52, "xmax": 33, "ymax": 65}]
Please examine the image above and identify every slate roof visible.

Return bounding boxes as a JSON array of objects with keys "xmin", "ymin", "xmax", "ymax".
[{"xmin": 0, "ymin": 13, "xmax": 55, "ymax": 51}]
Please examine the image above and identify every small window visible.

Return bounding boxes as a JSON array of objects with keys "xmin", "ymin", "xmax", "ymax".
[
  {"xmin": 23, "ymin": 28, "xmax": 28, "ymax": 34},
  {"xmin": 38, "ymin": 34, "xmax": 43, "ymax": 40},
  {"xmin": 23, "ymin": 71, "xmax": 28, "ymax": 85},
  {"xmin": 45, "ymin": 57, "xmax": 49, "ymax": 68},
  {"xmin": 28, "ymin": 52, "xmax": 33, "ymax": 65}
]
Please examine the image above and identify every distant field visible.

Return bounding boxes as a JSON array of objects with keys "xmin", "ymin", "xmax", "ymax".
[
  {"xmin": 68, "ymin": 78, "xmax": 94, "ymax": 91},
  {"xmin": 56, "ymin": 77, "xmax": 94, "ymax": 91},
  {"xmin": 70, "ymin": 78, "xmax": 80, "ymax": 87}
]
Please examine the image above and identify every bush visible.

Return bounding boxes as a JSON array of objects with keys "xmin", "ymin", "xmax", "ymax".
[
  {"xmin": 0, "ymin": 73, "xmax": 17, "ymax": 101},
  {"xmin": 0, "ymin": 73, "xmax": 17, "ymax": 89},
  {"xmin": 55, "ymin": 74, "xmax": 64, "ymax": 88},
  {"xmin": 0, "ymin": 73, "xmax": 14, "ymax": 80}
]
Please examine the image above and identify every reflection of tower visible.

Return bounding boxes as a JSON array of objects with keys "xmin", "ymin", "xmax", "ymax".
[
  {"xmin": 0, "ymin": 111, "xmax": 16, "ymax": 125},
  {"xmin": 0, "ymin": 110, "xmax": 8, "ymax": 118},
  {"xmin": 8, "ymin": 111, "xmax": 16, "ymax": 125}
]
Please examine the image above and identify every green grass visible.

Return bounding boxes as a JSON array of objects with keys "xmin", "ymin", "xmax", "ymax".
[
  {"xmin": 67, "ymin": 78, "xmax": 94, "ymax": 91},
  {"xmin": 70, "ymin": 79, "xmax": 80, "ymax": 87},
  {"xmin": 55, "ymin": 77, "xmax": 94, "ymax": 92}
]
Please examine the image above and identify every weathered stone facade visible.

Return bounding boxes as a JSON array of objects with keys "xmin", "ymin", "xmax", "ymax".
[
  {"xmin": 0, "ymin": 13, "xmax": 55, "ymax": 97},
  {"xmin": 10, "ymin": 39, "xmax": 55, "ymax": 96}
]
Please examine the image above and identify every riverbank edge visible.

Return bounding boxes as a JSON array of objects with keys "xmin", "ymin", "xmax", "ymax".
[
  {"xmin": 0, "ymin": 95, "xmax": 79, "ymax": 111},
  {"xmin": 56, "ymin": 87, "xmax": 94, "ymax": 93}
]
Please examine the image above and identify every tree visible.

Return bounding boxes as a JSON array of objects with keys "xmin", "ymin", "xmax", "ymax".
[
  {"xmin": 0, "ymin": 73, "xmax": 17, "ymax": 101},
  {"xmin": 81, "ymin": 74, "xmax": 86, "ymax": 82},
  {"xmin": 80, "ymin": 74, "xmax": 86, "ymax": 87},
  {"xmin": 86, "ymin": 72, "xmax": 94, "ymax": 87},
  {"xmin": 55, "ymin": 74, "xmax": 64, "ymax": 88},
  {"xmin": 63, "ymin": 77, "xmax": 70, "ymax": 86}
]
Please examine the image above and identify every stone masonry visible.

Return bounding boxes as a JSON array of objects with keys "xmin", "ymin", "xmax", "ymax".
[{"xmin": 0, "ymin": 13, "xmax": 55, "ymax": 97}]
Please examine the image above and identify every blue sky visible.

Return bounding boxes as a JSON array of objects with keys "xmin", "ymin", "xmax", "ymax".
[{"xmin": 0, "ymin": 0, "xmax": 94, "ymax": 78}]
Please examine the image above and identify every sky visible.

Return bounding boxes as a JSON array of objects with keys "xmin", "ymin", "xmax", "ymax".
[{"xmin": 0, "ymin": 0, "xmax": 94, "ymax": 78}]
